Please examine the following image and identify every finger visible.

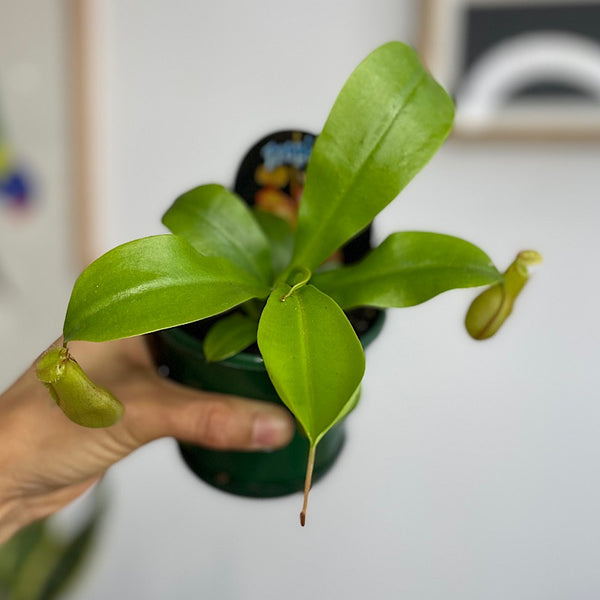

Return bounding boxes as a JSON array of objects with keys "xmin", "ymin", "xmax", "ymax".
[
  {"xmin": 123, "ymin": 376, "xmax": 296, "ymax": 451},
  {"xmin": 62, "ymin": 337, "xmax": 296, "ymax": 452}
]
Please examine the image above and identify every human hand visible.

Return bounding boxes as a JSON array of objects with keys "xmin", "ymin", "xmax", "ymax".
[{"xmin": 0, "ymin": 336, "xmax": 295, "ymax": 543}]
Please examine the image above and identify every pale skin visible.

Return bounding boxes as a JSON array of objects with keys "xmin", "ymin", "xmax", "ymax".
[{"xmin": 0, "ymin": 336, "xmax": 295, "ymax": 544}]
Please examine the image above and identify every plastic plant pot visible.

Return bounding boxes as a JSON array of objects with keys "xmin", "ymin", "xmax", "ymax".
[{"xmin": 148, "ymin": 309, "xmax": 385, "ymax": 498}]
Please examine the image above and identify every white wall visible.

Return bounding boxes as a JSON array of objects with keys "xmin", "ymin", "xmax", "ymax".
[
  {"xmin": 0, "ymin": 0, "xmax": 74, "ymax": 383},
  {"xmin": 3, "ymin": 1, "xmax": 600, "ymax": 599},
  {"xmin": 88, "ymin": 0, "xmax": 416, "ymax": 255}
]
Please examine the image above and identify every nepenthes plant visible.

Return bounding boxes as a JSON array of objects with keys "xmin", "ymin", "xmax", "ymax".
[{"xmin": 36, "ymin": 42, "xmax": 541, "ymax": 525}]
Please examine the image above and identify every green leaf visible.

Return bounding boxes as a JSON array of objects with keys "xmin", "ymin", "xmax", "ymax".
[
  {"xmin": 63, "ymin": 235, "xmax": 270, "ymax": 342},
  {"xmin": 36, "ymin": 506, "xmax": 102, "ymax": 600},
  {"xmin": 257, "ymin": 283, "xmax": 365, "ymax": 445},
  {"xmin": 0, "ymin": 491, "xmax": 105, "ymax": 600},
  {"xmin": 162, "ymin": 184, "xmax": 272, "ymax": 284},
  {"xmin": 312, "ymin": 232, "xmax": 503, "ymax": 309},
  {"xmin": 290, "ymin": 42, "xmax": 455, "ymax": 271},
  {"xmin": 0, "ymin": 519, "xmax": 47, "ymax": 588},
  {"xmin": 325, "ymin": 383, "xmax": 361, "ymax": 439},
  {"xmin": 203, "ymin": 313, "xmax": 258, "ymax": 362},
  {"xmin": 7, "ymin": 532, "xmax": 61, "ymax": 600},
  {"xmin": 252, "ymin": 208, "xmax": 294, "ymax": 276}
]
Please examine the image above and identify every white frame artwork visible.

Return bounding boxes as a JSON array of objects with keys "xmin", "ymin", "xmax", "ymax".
[{"xmin": 420, "ymin": 0, "xmax": 600, "ymax": 138}]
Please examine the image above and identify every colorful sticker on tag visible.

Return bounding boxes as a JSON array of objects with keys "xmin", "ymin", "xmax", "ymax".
[{"xmin": 234, "ymin": 130, "xmax": 372, "ymax": 265}]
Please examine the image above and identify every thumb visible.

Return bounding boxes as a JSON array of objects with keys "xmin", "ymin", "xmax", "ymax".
[{"xmin": 123, "ymin": 375, "xmax": 296, "ymax": 452}]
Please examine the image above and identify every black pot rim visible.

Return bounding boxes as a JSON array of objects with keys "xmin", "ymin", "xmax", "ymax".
[{"xmin": 161, "ymin": 308, "xmax": 386, "ymax": 371}]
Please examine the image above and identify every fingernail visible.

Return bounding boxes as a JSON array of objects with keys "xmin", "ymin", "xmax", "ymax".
[{"xmin": 251, "ymin": 412, "xmax": 293, "ymax": 449}]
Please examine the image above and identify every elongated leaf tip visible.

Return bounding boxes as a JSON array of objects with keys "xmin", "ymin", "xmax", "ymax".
[{"xmin": 300, "ymin": 444, "xmax": 316, "ymax": 528}]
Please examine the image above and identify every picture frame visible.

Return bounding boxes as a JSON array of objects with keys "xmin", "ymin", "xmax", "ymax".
[{"xmin": 420, "ymin": 0, "xmax": 600, "ymax": 138}]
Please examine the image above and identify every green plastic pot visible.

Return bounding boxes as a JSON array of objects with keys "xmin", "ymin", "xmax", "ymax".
[{"xmin": 149, "ymin": 310, "xmax": 385, "ymax": 498}]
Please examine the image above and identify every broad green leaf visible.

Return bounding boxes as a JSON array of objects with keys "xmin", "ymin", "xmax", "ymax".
[
  {"xmin": 257, "ymin": 283, "xmax": 365, "ymax": 445},
  {"xmin": 63, "ymin": 235, "xmax": 270, "ymax": 342},
  {"xmin": 290, "ymin": 42, "xmax": 455, "ymax": 271},
  {"xmin": 8, "ymin": 532, "xmax": 61, "ymax": 600},
  {"xmin": 203, "ymin": 313, "xmax": 258, "ymax": 362},
  {"xmin": 36, "ymin": 504, "xmax": 102, "ymax": 600},
  {"xmin": 0, "ymin": 493, "xmax": 104, "ymax": 600},
  {"xmin": 319, "ymin": 384, "xmax": 361, "ymax": 444},
  {"xmin": 312, "ymin": 232, "xmax": 503, "ymax": 309},
  {"xmin": 252, "ymin": 208, "xmax": 294, "ymax": 276},
  {"xmin": 0, "ymin": 520, "xmax": 47, "ymax": 587},
  {"xmin": 162, "ymin": 184, "xmax": 272, "ymax": 284}
]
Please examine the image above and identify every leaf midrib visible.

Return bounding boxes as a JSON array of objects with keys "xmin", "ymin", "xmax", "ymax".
[
  {"xmin": 295, "ymin": 293, "xmax": 316, "ymax": 441},
  {"xmin": 295, "ymin": 69, "xmax": 426, "ymax": 268},
  {"xmin": 319, "ymin": 262, "xmax": 500, "ymax": 289}
]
